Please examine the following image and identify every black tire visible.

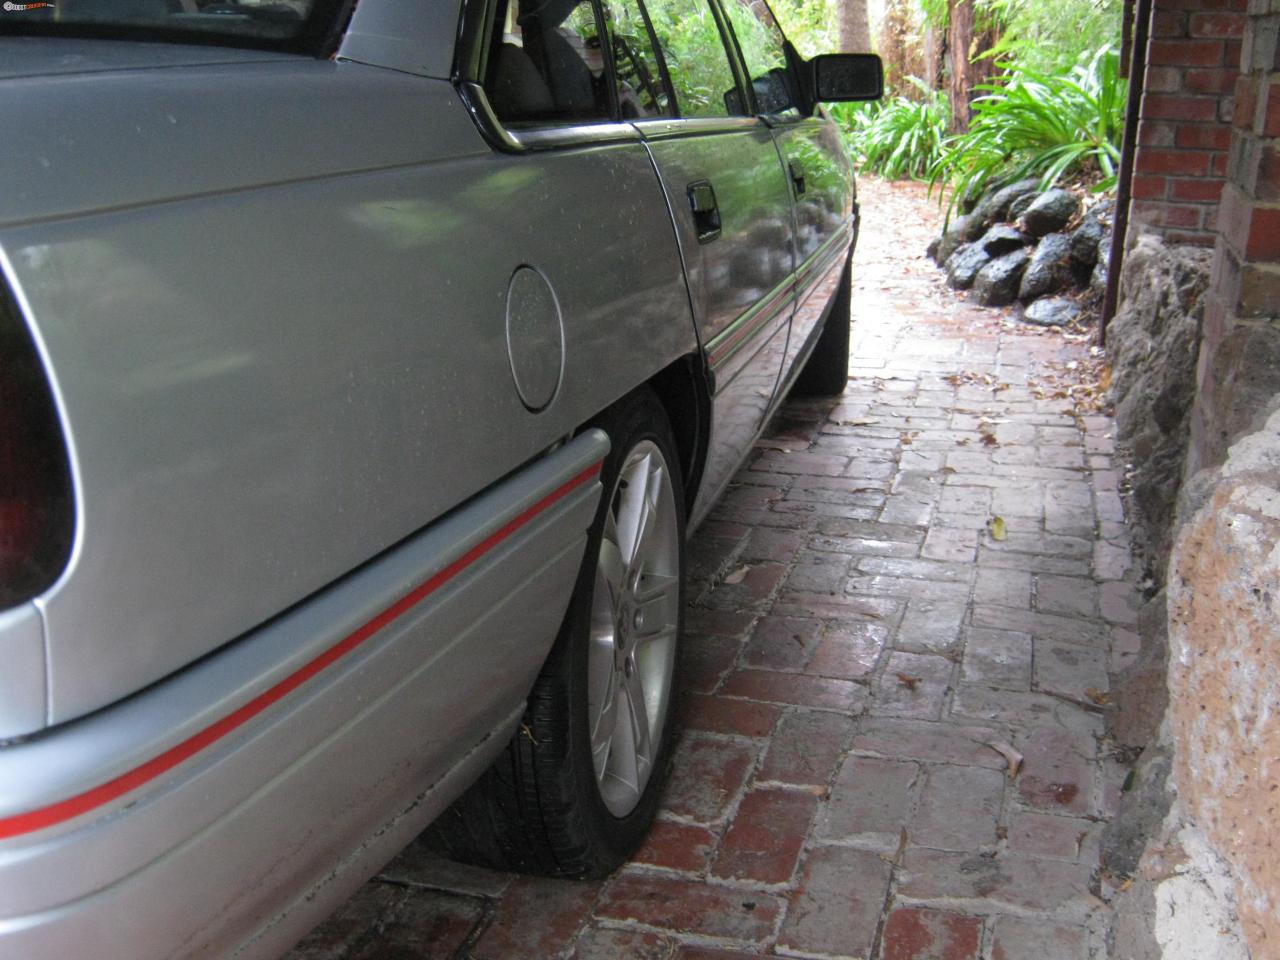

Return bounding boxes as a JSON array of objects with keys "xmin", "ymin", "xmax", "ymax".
[
  {"xmin": 791, "ymin": 253, "xmax": 853, "ymax": 397},
  {"xmin": 428, "ymin": 388, "xmax": 685, "ymax": 878}
]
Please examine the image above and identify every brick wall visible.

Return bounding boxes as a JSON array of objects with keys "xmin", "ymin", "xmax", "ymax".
[
  {"xmin": 1187, "ymin": 0, "xmax": 1280, "ymax": 474},
  {"xmin": 1131, "ymin": 0, "xmax": 1247, "ymax": 244}
]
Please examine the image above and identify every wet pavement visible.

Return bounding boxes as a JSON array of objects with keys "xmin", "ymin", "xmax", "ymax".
[{"xmin": 288, "ymin": 179, "xmax": 1135, "ymax": 960}]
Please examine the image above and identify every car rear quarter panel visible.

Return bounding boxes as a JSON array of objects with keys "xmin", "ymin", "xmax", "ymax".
[{"xmin": 0, "ymin": 61, "xmax": 697, "ymax": 728}]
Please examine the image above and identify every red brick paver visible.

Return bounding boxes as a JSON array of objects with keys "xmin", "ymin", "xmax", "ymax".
[{"xmin": 287, "ymin": 179, "xmax": 1127, "ymax": 960}]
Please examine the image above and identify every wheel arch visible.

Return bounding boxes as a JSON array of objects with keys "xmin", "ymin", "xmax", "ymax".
[{"xmin": 644, "ymin": 353, "xmax": 711, "ymax": 520}]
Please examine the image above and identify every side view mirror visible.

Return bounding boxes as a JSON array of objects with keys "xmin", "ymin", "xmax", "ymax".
[{"xmin": 810, "ymin": 53, "xmax": 884, "ymax": 102}]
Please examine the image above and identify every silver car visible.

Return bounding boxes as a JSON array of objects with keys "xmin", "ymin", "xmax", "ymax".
[{"xmin": 0, "ymin": 0, "xmax": 879, "ymax": 955}]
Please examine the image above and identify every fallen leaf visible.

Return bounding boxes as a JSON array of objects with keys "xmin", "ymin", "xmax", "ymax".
[
  {"xmin": 895, "ymin": 672, "xmax": 922, "ymax": 691},
  {"xmin": 756, "ymin": 440, "xmax": 807, "ymax": 453},
  {"xmin": 723, "ymin": 565, "xmax": 751, "ymax": 585},
  {"xmin": 840, "ymin": 417, "xmax": 880, "ymax": 426},
  {"xmin": 956, "ymin": 437, "xmax": 971, "ymax": 446},
  {"xmin": 985, "ymin": 740, "xmax": 1024, "ymax": 776},
  {"xmin": 980, "ymin": 431, "xmax": 998, "ymax": 447},
  {"xmin": 939, "ymin": 465, "xmax": 957, "ymax": 475},
  {"xmin": 1085, "ymin": 687, "xmax": 1111, "ymax": 706},
  {"xmin": 988, "ymin": 516, "xmax": 1008, "ymax": 541}
]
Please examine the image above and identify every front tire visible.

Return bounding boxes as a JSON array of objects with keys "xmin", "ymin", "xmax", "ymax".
[{"xmin": 429, "ymin": 388, "xmax": 685, "ymax": 878}]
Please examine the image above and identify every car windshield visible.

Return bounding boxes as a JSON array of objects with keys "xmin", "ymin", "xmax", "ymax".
[{"xmin": 0, "ymin": 0, "xmax": 346, "ymax": 51}]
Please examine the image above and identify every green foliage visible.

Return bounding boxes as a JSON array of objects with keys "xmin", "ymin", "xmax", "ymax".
[
  {"xmin": 830, "ymin": 78, "xmax": 950, "ymax": 180},
  {"xmin": 982, "ymin": 0, "xmax": 1123, "ymax": 73},
  {"xmin": 768, "ymin": 0, "xmax": 835, "ymax": 58},
  {"xmin": 642, "ymin": 0, "xmax": 740, "ymax": 116},
  {"xmin": 928, "ymin": 45, "xmax": 1125, "ymax": 215}
]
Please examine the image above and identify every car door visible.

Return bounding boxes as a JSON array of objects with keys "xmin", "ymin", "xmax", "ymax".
[
  {"xmin": 717, "ymin": 0, "xmax": 857, "ymax": 390},
  {"xmin": 617, "ymin": 0, "xmax": 798, "ymax": 525}
]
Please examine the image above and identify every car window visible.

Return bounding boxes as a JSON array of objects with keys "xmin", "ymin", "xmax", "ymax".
[
  {"xmin": 598, "ymin": 0, "xmax": 675, "ymax": 118},
  {"xmin": 484, "ymin": 0, "xmax": 613, "ymax": 123},
  {"xmin": 640, "ymin": 0, "xmax": 744, "ymax": 118},
  {"xmin": 719, "ymin": 0, "xmax": 798, "ymax": 116}
]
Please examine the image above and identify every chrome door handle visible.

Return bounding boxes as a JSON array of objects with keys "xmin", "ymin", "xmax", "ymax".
[{"xmin": 687, "ymin": 180, "xmax": 722, "ymax": 244}]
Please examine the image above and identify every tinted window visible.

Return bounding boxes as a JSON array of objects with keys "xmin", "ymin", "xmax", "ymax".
[
  {"xmin": 599, "ymin": 0, "xmax": 674, "ymax": 118},
  {"xmin": 721, "ymin": 0, "xmax": 798, "ymax": 115},
  {"xmin": 485, "ymin": 0, "xmax": 613, "ymax": 123},
  {"xmin": 642, "ymin": 0, "xmax": 742, "ymax": 118}
]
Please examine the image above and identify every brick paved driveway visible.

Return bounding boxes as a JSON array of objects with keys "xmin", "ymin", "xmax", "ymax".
[{"xmin": 290, "ymin": 181, "xmax": 1134, "ymax": 960}]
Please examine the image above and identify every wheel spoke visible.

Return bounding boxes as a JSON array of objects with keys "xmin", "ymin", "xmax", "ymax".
[
  {"xmin": 597, "ymin": 535, "xmax": 627, "ymax": 604},
  {"xmin": 632, "ymin": 573, "xmax": 678, "ymax": 638},
  {"xmin": 621, "ymin": 663, "xmax": 653, "ymax": 779},
  {"xmin": 589, "ymin": 664, "xmax": 619, "ymax": 782}
]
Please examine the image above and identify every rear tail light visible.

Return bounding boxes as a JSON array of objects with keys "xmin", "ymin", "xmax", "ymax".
[{"xmin": 0, "ymin": 290, "xmax": 73, "ymax": 609}]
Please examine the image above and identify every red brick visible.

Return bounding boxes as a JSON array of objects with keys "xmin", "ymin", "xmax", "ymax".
[
  {"xmin": 1007, "ymin": 811, "xmax": 1097, "ymax": 860},
  {"xmin": 851, "ymin": 717, "xmax": 1007, "ymax": 767},
  {"xmin": 820, "ymin": 755, "xmax": 917, "ymax": 840},
  {"xmin": 1132, "ymin": 200, "xmax": 1208, "ymax": 228},
  {"xmin": 680, "ymin": 633, "xmax": 742, "ymax": 695},
  {"xmin": 1138, "ymin": 120, "xmax": 1177, "ymax": 146},
  {"xmin": 913, "ymin": 764, "xmax": 1005, "ymax": 851},
  {"xmin": 806, "ymin": 620, "xmax": 887, "ymax": 679},
  {"xmin": 1239, "ymin": 262, "xmax": 1280, "ymax": 316},
  {"xmin": 1132, "ymin": 173, "xmax": 1168, "ymax": 199},
  {"xmin": 1267, "ymin": 81, "xmax": 1280, "ymax": 136},
  {"xmin": 662, "ymin": 733, "xmax": 757, "ymax": 822},
  {"xmin": 683, "ymin": 692, "xmax": 781, "ymax": 737},
  {"xmin": 1016, "ymin": 726, "xmax": 1094, "ymax": 816},
  {"xmin": 758, "ymin": 708, "xmax": 857, "ymax": 785},
  {"xmin": 1184, "ymin": 67, "xmax": 1239, "ymax": 94},
  {"xmin": 633, "ymin": 820, "xmax": 717, "ymax": 873},
  {"xmin": 1143, "ymin": 92, "xmax": 1221, "ymax": 122},
  {"xmin": 898, "ymin": 849, "xmax": 1093, "ymax": 912},
  {"xmin": 882, "ymin": 908, "xmax": 982, "ymax": 960},
  {"xmin": 1235, "ymin": 73, "xmax": 1260, "ymax": 129},
  {"xmin": 778, "ymin": 847, "xmax": 892, "ymax": 956},
  {"xmin": 1257, "ymin": 143, "xmax": 1280, "ymax": 203},
  {"xmin": 719, "ymin": 669, "xmax": 868, "ymax": 711},
  {"xmin": 596, "ymin": 873, "xmax": 783, "ymax": 942},
  {"xmin": 1175, "ymin": 123, "xmax": 1233, "ymax": 149},
  {"xmin": 743, "ymin": 615, "xmax": 824, "ymax": 671},
  {"xmin": 1224, "ymin": 38, "xmax": 1242, "ymax": 69},
  {"xmin": 1143, "ymin": 66, "xmax": 1184, "ymax": 93},
  {"xmin": 675, "ymin": 949, "xmax": 766, "ymax": 960},
  {"xmin": 1135, "ymin": 146, "xmax": 1213, "ymax": 175},
  {"xmin": 1170, "ymin": 177, "xmax": 1225, "ymax": 202},
  {"xmin": 711, "ymin": 787, "xmax": 817, "ymax": 883},
  {"xmin": 1189, "ymin": 11, "xmax": 1246, "ymax": 36},
  {"xmin": 570, "ymin": 926, "xmax": 673, "ymax": 960},
  {"xmin": 1148, "ymin": 38, "xmax": 1225, "ymax": 66},
  {"xmin": 990, "ymin": 916, "xmax": 1089, "ymax": 960},
  {"xmin": 1152, "ymin": 10, "xmax": 1188, "ymax": 36},
  {"xmin": 473, "ymin": 876, "xmax": 602, "ymax": 960},
  {"xmin": 1245, "ymin": 205, "xmax": 1280, "ymax": 260},
  {"xmin": 683, "ymin": 609, "xmax": 754, "ymax": 638},
  {"xmin": 1212, "ymin": 151, "xmax": 1231, "ymax": 176}
]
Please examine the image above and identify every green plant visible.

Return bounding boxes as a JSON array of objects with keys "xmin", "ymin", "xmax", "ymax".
[
  {"xmin": 929, "ymin": 45, "xmax": 1125, "ymax": 215},
  {"xmin": 830, "ymin": 78, "xmax": 950, "ymax": 180}
]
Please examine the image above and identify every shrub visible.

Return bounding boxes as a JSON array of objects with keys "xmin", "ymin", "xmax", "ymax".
[
  {"xmin": 830, "ymin": 79, "xmax": 950, "ymax": 180},
  {"xmin": 929, "ymin": 45, "xmax": 1125, "ymax": 216}
]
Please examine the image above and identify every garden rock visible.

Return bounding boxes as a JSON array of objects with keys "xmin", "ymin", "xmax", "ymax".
[
  {"xmin": 1023, "ymin": 297, "xmax": 1081, "ymax": 326},
  {"xmin": 1008, "ymin": 192, "xmax": 1038, "ymax": 223},
  {"xmin": 933, "ymin": 213, "xmax": 978, "ymax": 265},
  {"xmin": 970, "ymin": 177, "xmax": 1041, "ymax": 229},
  {"xmin": 972, "ymin": 248, "xmax": 1030, "ymax": 306},
  {"xmin": 1020, "ymin": 188, "xmax": 1081, "ymax": 237},
  {"xmin": 945, "ymin": 243, "xmax": 992, "ymax": 289},
  {"xmin": 1018, "ymin": 232, "xmax": 1074, "ymax": 301},
  {"xmin": 1070, "ymin": 217, "xmax": 1106, "ymax": 272},
  {"xmin": 978, "ymin": 224, "xmax": 1030, "ymax": 256}
]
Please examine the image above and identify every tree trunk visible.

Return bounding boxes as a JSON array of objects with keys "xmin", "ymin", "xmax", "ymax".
[
  {"xmin": 923, "ymin": 23, "xmax": 944, "ymax": 92},
  {"xmin": 837, "ymin": 0, "xmax": 871, "ymax": 53},
  {"xmin": 945, "ymin": 0, "xmax": 998, "ymax": 132}
]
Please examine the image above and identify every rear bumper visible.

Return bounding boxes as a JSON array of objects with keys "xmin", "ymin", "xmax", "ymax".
[{"xmin": 0, "ymin": 431, "xmax": 607, "ymax": 959}]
